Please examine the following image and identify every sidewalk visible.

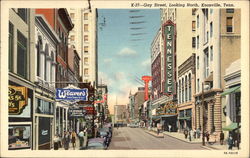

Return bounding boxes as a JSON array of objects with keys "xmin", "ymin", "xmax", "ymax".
[{"xmin": 57, "ymin": 135, "xmax": 88, "ymax": 150}]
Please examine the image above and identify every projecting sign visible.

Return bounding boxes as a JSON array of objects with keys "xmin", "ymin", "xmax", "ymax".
[
  {"xmin": 68, "ymin": 107, "xmax": 86, "ymax": 118},
  {"xmin": 163, "ymin": 20, "xmax": 175, "ymax": 94},
  {"xmin": 56, "ymin": 88, "xmax": 88, "ymax": 101}
]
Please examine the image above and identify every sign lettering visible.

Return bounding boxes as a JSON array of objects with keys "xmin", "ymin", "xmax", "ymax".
[
  {"xmin": 8, "ymin": 86, "xmax": 27, "ymax": 115},
  {"xmin": 56, "ymin": 88, "xmax": 88, "ymax": 101}
]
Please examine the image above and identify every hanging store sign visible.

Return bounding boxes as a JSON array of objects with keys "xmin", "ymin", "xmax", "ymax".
[
  {"xmin": 9, "ymin": 86, "xmax": 28, "ymax": 115},
  {"xmin": 68, "ymin": 107, "xmax": 86, "ymax": 118},
  {"xmin": 56, "ymin": 88, "xmax": 88, "ymax": 101},
  {"xmin": 157, "ymin": 101, "xmax": 177, "ymax": 115},
  {"xmin": 163, "ymin": 20, "xmax": 175, "ymax": 94}
]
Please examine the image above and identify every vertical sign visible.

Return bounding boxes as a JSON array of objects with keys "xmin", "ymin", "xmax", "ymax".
[{"xmin": 164, "ymin": 21, "xmax": 175, "ymax": 94}]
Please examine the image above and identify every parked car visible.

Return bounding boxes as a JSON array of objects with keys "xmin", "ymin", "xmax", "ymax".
[
  {"xmin": 82, "ymin": 138, "xmax": 107, "ymax": 150},
  {"xmin": 98, "ymin": 128, "xmax": 112, "ymax": 146}
]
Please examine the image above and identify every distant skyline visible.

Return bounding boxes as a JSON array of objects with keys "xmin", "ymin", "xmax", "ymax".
[{"xmin": 98, "ymin": 9, "xmax": 160, "ymax": 114}]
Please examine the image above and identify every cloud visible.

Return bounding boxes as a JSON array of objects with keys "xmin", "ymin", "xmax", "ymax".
[
  {"xmin": 141, "ymin": 58, "xmax": 151, "ymax": 67},
  {"xmin": 98, "ymin": 71, "xmax": 114, "ymax": 85},
  {"xmin": 117, "ymin": 47, "xmax": 137, "ymax": 56},
  {"xmin": 103, "ymin": 58, "xmax": 112, "ymax": 64},
  {"xmin": 113, "ymin": 72, "xmax": 126, "ymax": 81}
]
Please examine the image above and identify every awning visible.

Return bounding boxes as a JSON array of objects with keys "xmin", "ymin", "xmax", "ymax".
[
  {"xmin": 160, "ymin": 114, "xmax": 177, "ymax": 118},
  {"xmin": 152, "ymin": 115, "xmax": 161, "ymax": 121},
  {"xmin": 222, "ymin": 123, "xmax": 239, "ymax": 131},
  {"xmin": 221, "ymin": 86, "xmax": 240, "ymax": 96},
  {"xmin": 178, "ymin": 116, "xmax": 191, "ymax": 120}
]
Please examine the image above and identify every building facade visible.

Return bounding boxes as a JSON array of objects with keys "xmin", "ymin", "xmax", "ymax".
[
  {"xmin": 194, "ymin": 8, "xmax": 241, "ymax": 135},
  {"xmin": 8, "ymin": 8, "xmax": 35, "ymax": 150}
]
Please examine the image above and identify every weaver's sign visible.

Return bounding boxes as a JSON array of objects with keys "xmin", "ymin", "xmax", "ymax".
[
  {"xmin": 163, "ymin": 20, "xmax": 175, "ymax": 94},
  {"xmin": 56, "ymin": 88, "xmax": 88, "ymax": 101}
]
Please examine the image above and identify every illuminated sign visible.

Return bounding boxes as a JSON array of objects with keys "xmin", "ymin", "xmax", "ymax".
[
  {"xmin": 56, "ymin": 88, "xmax": 88, "ymax": 101},
  {"xmin": 164, "ymin": 21, "xmax": 175, "ymax": 94},
  {"xmin": 9, "ymin": 86, "xmax": 28, "ymax": 115},
  {"xmin": 157, "ymin": 101, "xmax": 177, "ymax": 115}
]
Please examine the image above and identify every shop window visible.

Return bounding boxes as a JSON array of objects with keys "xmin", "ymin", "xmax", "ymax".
[
  {"xmin": 8, "ymin": 125, "xmax": 31, "ymax": 149},
  {"xmin": 226, "ymin": 17, "xmax": 233, "ymax": 32},
  {"xmin": 9, "ymin": 22, "xmax": 14, "ymax": 71},
  {"xmin": 36, "ymin": 98, "xmax": 54, "ymax": 115},
  {"xmin": 17, "ymin": 30, "xmax": 27, "ymax": 78}
]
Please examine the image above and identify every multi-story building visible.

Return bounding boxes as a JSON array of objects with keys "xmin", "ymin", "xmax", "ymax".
[
  {"xmin": 34, "ymin": 12, "xmax": 60, "ymax": 150},
  {"xmin": 68, "ymin": 8, "xmax": 98, "ymax": 85},
  {"xmin": 194, "ymin": 9, "xmax": 241, "ymax": 135},
  {"xmin": 176, "ymin": 9, "xmax": 197, "ymax": 132},
  {"xmin": 8, "ymin": 8, "xmax": 35, "ymax": 150},
  {"xmin": 114, "ymin": 105, "xmax": 127, "ymax": 124}
]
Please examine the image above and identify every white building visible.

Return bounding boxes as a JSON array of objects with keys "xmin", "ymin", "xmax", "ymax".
[{"xmin": 68, "ymin": 8, "xmax": 97, "ymax": 85}]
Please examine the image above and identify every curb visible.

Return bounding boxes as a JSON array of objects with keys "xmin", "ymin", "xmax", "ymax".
[
  {"xmin": 145, "ymin": 130, "xmax": 164, "ymax": 138},
  {"xmin": 163, "ymin": 133, "xmax": 202, "ymax": 144}
]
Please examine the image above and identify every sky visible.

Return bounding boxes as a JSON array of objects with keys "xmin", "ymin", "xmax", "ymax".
[{"xmin": 97, "ymin": 9, "xmax": 160, "ymax": 114}]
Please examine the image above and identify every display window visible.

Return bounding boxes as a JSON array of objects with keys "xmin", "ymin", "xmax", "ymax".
[{"xmin": 8, "ymin": 125, "xmax": 31, "ymax": 150}]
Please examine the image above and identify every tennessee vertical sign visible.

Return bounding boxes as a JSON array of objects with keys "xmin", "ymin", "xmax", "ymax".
[{"xmin": 163, "ymin": 20, "xmax": 175, "ymax": 94}]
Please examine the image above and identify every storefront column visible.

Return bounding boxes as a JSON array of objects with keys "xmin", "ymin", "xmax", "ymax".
[
  {"xmin": 214, "ymin": 94, "xmax": 222, "ymax": 133},
  {"xmin": 207, "ymin": 102, "xmax": 212, "ymax": 133},
  {"xmin": 195, "ymin": 105, "xmax": 200, "ymax": 129},
  {"xmin": 62, "ymin": 108, "xmax": 65, "ymax": 133},
  {"xmin": 58, "ymin": 107, "xmax": 61, "ymax": 136},
  {"xmin": 65, "ymin": 108, "xmax": 68, "ymax": 132},
  {"xmin": 200, "ymin": 104, "xmax": 204, "ymax": 131}
]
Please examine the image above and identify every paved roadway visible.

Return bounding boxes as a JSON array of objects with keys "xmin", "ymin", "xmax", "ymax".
[{"xmin": 108, "ymin": 127, "xmax": 206, "ymax": 150}]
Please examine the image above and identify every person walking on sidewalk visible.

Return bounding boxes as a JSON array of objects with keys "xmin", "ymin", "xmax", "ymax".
[
  {"xmin": 220, "ymin": 131, "xmax": 225, "ymax": 145},
  {"xmin": 71, "ymin": 131, "xmax": 76, "ymax": 150},
  {"xmin": 157, "ymin": 123, "xmax": 161, "ymax": 135},
  {"xmin": 53, "ymin": 134, "xmax": 60, "ymax": 150},
  {"xmin": 78, "ymin": 129, "xmax": 84, "ymax": 148},
  {"xmin": 184, "ymin": 128, "xmax": 188, "ymax": 139},
  {"xmin": 63, "ymin": 132, "xmax": 70, "ymax": 150},
  {"xmin": 168, "ymin": 124, "xmax": 172, "ymax": 132},
  {"xmin": 206, "ymin": 131, "xmax": 210, "ymax": 144},
  {"xmin": 197, "ymin": 128, "xmax": 201, "ymax": 139},
  {"xmin": 227, "ymin": 135, "xmax": 234, "ymax": 150}
]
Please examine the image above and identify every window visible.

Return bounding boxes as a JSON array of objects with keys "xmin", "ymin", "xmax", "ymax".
[
  {"xmin": 182, "ymin": 78, "xmax": 184, "ymax": 103},
  {"xmin": 84, "ymin": 24, "xmax": 88, "ymax": 32},
  {"xmin": 70, "ymin": 13, "xmax": 75, "ymax": 19},
  {"xmin": 84, "ymin": 57, "xmax": 88, "ymax": 65},
  {"xmin": 84, "ymin": 46, "xmax": 89, "ymax": 53},
  {"xmin": 70, "ymin": 35, "xmax": 75, "ymax": 41},
  {"xmin": 197, "ymin": 36, "xmax": 199, "ymax": 49},
  {"xmin": 210, "ymin": 9, "xmax": 213, "ymax": 14},
  {"xmin": 17, "ymin": 30, "xmax": 27, "ymax": 78},
  {"xmin": 17, "ymin": 9, "xmax": 27, "ymax": 23},
  {"xmin": 226, "ymin": 9, "xmax": 234, "ymax": 13},
  {"xmin": 197, "ymin": 15, "xmax": 199, "ymax": 28},
  {"xmin": 84, "ymin": 35, "xmax": 88, "ymax": 42},
  {"xmin": 84, "ymin": 79, "xmax": 88, "ymax": 83},
  {"xmin": 206, "ymin": 31, "xmax": 209, "ymax": 43},
  {"xmin": 210, "ymin": 22, "xmax": 213, "ymax": 38},
  {"xmin": 192, "ymin": 21, "xmax": 196, "ymax": 31},
  {"xmin": 197, "ymin": 79, "xmax": 200, "ymax": 92},
  {"xmin": 84, "ymin": 13, "xmax": 88, "ymax": 20},
  {"xmin": 37, "ymin": 36, "xmax": 42, "ymax": 77},
  {"xmin": 192, "ymin": 9, "xmax": 196, "ymax": 15},
  {"xmin": 192, "ymin": 37, "xmax": 196, "ymax": 48},
  {"xmin": 197, "ymin": 56, "xmax": 199, "ymax": 69},
  {"xmin": 84, "ymin": 68, "xmax": 89, "ymax": 75},
  {"xmin": 210, "ymin": 46, "xmax": 213, "ymax": 61},
  {"xmin": 226, "ymin": 17, "xmax": 233, "ymax": 32},
  {"xmin": 204, "ymin": 48, "xmax": 209, "ymax": 78},
  {"xmin": 188, "ymin": 74, "xmax": 191, "ymax": 101},
  {"xmin": 185, "ymin": 76, "xmax": 187, "ymax": 102},
  {"xmin": 9, "ymin": 22, "xmax": 14, "ymax": 71}
]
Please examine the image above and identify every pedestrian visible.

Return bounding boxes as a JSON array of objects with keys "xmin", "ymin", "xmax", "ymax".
[
  {"xmin": 71, "ymin": 131, "xmax": 76, "ymax": 150},
  {"xmin": 220, "ymin": 131, "xmax": 224, "ymax": 145},
  {"xmin": 193, "ymin": 129, "xmax": 197, "ymax": 139},
  {"xmin": 188, "ymin": 130, "xmax": 192, "ymax": 142},
  {"xmin": 184, "ymin": 128, "xmax": 188, "ymax": 139},
  {"xmin": 206, "ymin": 131, "xmax": 210, "ymax": 143},
  {"xmin": 157, "ymin": 123, "xmax": 161, "ymax": 135},
  {"xmin": 168, "ymin": 124, "xmax": 172, "ymax": 132},
  {"xmin": 63, "ymin": 132, "xmax": 70, "ymax": 150},
  {"xmin": 78, "ymin": 129, "xmax": 84, "ymax": 148},
  {"xmin": 197, "ymin": 128, "xmax": 201, "ymax": 139},
  {"xmin": 227, "ymin": 135, "xmax": 234, "ymax": 150},
  {"xmin": 190, "ymin": 129, "xmax": 193, "ymax": 141},
  {"xmin": 53, "ymin": 134, "xmax": 60, "ymax": 150}
]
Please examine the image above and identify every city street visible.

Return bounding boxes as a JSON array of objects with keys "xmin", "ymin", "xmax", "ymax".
[{"xmin": 108, "ymin": 127, "xmax": 207, "ymax": 150}]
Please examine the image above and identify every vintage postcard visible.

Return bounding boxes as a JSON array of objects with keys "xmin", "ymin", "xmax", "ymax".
[{"xmin": 0, "ymin": 0, "xmax": 249, "ymax": 157}]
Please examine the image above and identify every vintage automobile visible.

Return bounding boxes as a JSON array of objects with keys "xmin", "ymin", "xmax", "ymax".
[{"xmin": 85, "ymin": 138, "xmax": 107, "ymax": 150}]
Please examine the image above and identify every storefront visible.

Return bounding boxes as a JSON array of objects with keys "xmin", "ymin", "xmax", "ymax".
[
  {"xmin": 8, "ymin": 81, "xmax": 34, "ymax": 150},
  {"xmin": 178, "ymin": 108, "xmax": 192, "ymax": 131}
]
